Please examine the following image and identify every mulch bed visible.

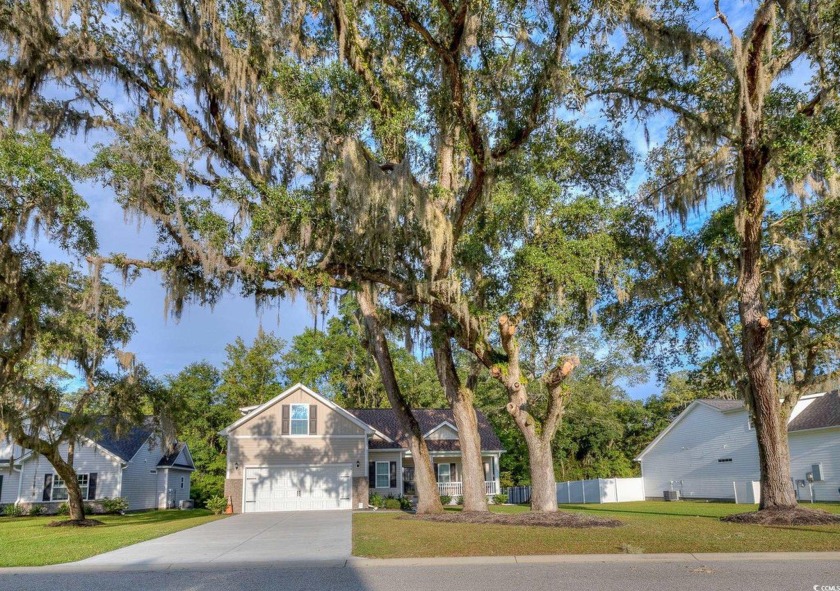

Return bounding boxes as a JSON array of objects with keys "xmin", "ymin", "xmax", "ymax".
[
  {"xmin": 721, "ymin": 508, "xmax": 840, "ymax": 526},
  {"xmin": 47, "ymin": 519, "xmax": 105, "ymax": 527},
  {"xmin": 409, "ymin": 511, "xmax": 622, "ymax": 528}
]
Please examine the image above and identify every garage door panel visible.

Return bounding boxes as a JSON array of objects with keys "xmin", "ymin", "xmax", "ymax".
[{"xmin": 244, "ymin": 465, "xmax": 352, "ymax": 512}]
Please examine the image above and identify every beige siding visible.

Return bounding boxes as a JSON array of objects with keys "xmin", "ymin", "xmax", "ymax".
[
  {"xmin": 427, "ymin": 425, "xmax": 459, "ymax": 440},
  {"xmin": 368, "ymin": 450, "xmax": 402, "ymax": 496},
  {"xmin": 231, "ymin": 387, "xmax": 365, "ymax": 437},
  {"xmin": 228, "ymin": 436, "xmax": 366, "ymax": 480}
]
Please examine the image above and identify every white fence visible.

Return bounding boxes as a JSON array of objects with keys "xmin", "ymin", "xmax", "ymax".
[
  {"xmin": 438, "ymin": 481, "xmax": 499, "ymax": 497},
  {"xmin": 556, "ymin": 477, "xmax": 646, "ymax": 504},
  {"xmin": 506, "ymin": 477, "xmax": 645, "ymax": 505}
]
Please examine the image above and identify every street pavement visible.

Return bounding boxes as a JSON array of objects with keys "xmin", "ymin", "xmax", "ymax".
[{"xmin": 1, "ymin": 553, "xmax": 838, "ymax": 591}]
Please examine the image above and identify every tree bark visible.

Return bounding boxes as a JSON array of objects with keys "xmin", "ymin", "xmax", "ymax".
[
  {"xmin": 49, "ymin": 448, "xmax": 86, "ymax": 521},
  {"xmin": 357, "ymin": 283, "xmax": 443, "ymax": 514},
  {"xmin": 430, "ymin": 307, "xmax": 488, "ymax": 512}
]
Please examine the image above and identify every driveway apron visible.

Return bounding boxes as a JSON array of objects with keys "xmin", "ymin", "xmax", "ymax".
[{"xmin": 75, "ymin": 511, "xmax": 351, "ymax": 567}]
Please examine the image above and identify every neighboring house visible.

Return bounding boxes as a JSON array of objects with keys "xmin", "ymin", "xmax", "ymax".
[
  {"xmin": 636, "ymin": 391, "xmax": 840, "ymax": 502},
  {"xmin": 0, "ymin": 417, "xmax": 195, "ymax": 511},
  {"xmin": 221, "ymin": 383, "xmax": 504, "ymax": 513}
]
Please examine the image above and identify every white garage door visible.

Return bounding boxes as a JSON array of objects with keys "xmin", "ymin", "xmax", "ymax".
[{"xmin": 243, "ymin": 465, "xmax": 353, "ymax": 512}]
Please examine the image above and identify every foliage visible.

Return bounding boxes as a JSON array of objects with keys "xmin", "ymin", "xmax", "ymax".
[
  {"xmin": 56, "ymin": 504, "xmax": 69, "ymax": 516},
  {"xmin": 219, "ymin": 330, "xmax": 286, "ymax": 411},
  {"xmin": 100, "ymin": 497, "xmax": 129, "ymax": 515},
  {"xmin": 493, "ymin": 494, "xmax": 508, "ymax": 506},
  {"xmin": 28, "ymin": 505, "xmax": 45, "ymax": 516},
  {"xmin": 83, "ymin": 503, "xmax": 96, "ymax": 515},
  {"xmin": 383, "ymin": 498, "xmax": 402, "ymax": 510},
  {"xmin": 2, "ymin": 504, "xmax": 24, "ymax": 517},
  {"xmin": 205, "ymin": 496, "xmax": 228, "ymax": 515},
  {"xmin": 368, "ymin": 492, "xmax": 385, "ymax": 509},
  {"xmin": 439, "ymin": 495, "xmax": 452, "ymax": 506}
]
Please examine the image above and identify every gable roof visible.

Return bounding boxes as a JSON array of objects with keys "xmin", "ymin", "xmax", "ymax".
[
  {"xmin": 219, "ymin": 383, "xmax": 374, "ymax": 436},
  {"xmin": 788, "ymin": 390, "xmax": 840, "ymax": 432},
  {"xmin": 157, "ymin": 442, "xmax": 196, "ymax": 470},
  {"xmin": 347, "ymin": 408, "xmax": 503, "ymax": 452},
  {"xmin": 56, "ymin": 412, "xmax": 157, "ymax": 462},
  {"xmin": 697, "ymin": 399, "xmax": 745, "ymax": 412}
]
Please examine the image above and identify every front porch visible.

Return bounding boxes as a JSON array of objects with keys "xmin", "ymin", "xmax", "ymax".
[
  {"xmin": 399, "ymin": 453, "xmax": 502, "ymax": 498},
  {"xmin": 437, "ymin": 481, "xmax": 499, "ymax": 496}
]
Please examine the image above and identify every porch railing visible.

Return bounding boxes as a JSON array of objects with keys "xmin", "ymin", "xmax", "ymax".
[{"xmin": 436, "ymin": 481, "xmax": 498, "ymax": 496}]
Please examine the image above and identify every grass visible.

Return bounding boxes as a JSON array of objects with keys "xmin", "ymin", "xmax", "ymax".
[
  {"xmin": 353, "ymin": 501, "xmax": 840, "ymax": 558},
  {"xmin": 0, "ymin": 509, "xmax": 225, "ymax": 567}
]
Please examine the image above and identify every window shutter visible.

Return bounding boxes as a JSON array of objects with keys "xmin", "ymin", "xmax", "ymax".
[
  {"xmin": 450, "ymin": 463, "xmax": 456, "ymax": 482},
  {"xmin": 389, "ymin": 462, "xmax": 397, "ymax": 488},
  {"xmin": 0, "ymin": 474, "xmax": 3, "ymax": 499},
  {"xmin": 368, "ymin": 462, "xmax": 375, "ymax": 488},
  {"xmin": 88, "ymin": 473, "xmax": 98, "ymax": 500},
  {"xmin": 42, "ymin": 474, "xmax": 52, "ymax": 501},
  {"xmin": 434, "ymin": 463, "xmax": 439, "ymax": 479},
  {"xmin": 309, "ymin": 405, "xmax": 317, "ymax": 435},
  {"xmin": 281, "ymin": 405, "xmax": 290, "ymax": 435}
]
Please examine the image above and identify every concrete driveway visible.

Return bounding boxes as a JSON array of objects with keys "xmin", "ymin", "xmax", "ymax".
[{"xmin": 76, "ymin": 511, "xmax": 351, "ymax": 568}]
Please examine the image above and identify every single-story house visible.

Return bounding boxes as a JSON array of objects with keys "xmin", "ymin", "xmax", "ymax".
[
  {"xmin": 636, "ymin": 390, "xmax": 840, "ymax": 502},
  {"xmin": 0, "ymin": 417, "xmax": 195, "ymax": 511},
  {"xmin": 221, "ymin": 383, "xmax": 504, "ymax": 513}
]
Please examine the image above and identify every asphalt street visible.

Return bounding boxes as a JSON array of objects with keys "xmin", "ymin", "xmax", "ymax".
[{"xmin": 1, "ymin": 555, "xmax": 838, "ymax": 591}]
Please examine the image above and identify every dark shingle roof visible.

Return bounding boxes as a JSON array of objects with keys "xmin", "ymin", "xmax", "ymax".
[
  {"xmin": 788, "ymin": 391, "xmax": 840, "ymax": 432},
  {"xmin": 157, "ymin": 442, "xmax": 194, "ymax": 469},
  {"xmin": 347, "ymin": 408, "xmax": 503, "ymax": 451},
  {"xmin": 57, "ymin": 412, "xmax": 156, "ymax": 461},
  {"xmin": 699, "ymin": 399, "xmax": 745, "ymax": 412}
]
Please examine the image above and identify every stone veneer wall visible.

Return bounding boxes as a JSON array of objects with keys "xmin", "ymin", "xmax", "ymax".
[{"xmin": 224, "ymin": 479, "xmax": 243, "ymax": 514}]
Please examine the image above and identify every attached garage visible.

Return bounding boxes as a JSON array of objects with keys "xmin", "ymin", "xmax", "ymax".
[{"xmin": 243, "ymin": 465, "xmax": 353, "ymax": 512}]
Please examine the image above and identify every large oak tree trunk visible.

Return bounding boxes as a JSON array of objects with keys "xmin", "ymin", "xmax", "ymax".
[
  {"xmin": 430, "ymin": 307, "xmax": 488, "ymax": 512},
  {"xmin": 357, "ymin": 284, "xmax": 443, "ymax": 514},
  {"xmin": 49, "ymin": 448, "xmax": 86, "ymax": 521},
  {"xmin": 524, "ymin": 437, "xmax": 557, "ymax": 513}
]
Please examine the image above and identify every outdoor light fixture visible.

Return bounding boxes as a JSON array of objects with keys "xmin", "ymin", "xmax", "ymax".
[
  {"xmin": 234, "ymin": 462, "xmax": 239, "ymax": 471},
  {"xmin": 356, "ymin": 460, "xmax": 360, "ymax": 468}
]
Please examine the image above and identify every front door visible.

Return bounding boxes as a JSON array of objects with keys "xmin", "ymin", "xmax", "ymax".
[{"xmin": 402, "ymin": 467, "xmax": 415, "ymax": 495}]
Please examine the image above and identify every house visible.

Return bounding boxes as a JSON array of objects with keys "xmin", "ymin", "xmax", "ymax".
[
  {"xmin": 636, "ymin": 391, "xmax": 840, "ymax": 502},
  {"xmin": 0, "ymin": 417, "xmax": 195, "ymax": 511},
  {"xmin": 220, "ymin": 383, "xmax": 504, "ymax": 513}
]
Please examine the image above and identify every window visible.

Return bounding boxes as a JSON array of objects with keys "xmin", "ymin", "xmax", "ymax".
[
  {"xmin": 718, "ymin": 458, "xmax": 733, "ymax": 463},
  {"xmin": 290, "ymin": 404, "xmax": 310, "ymax": 435},
  {"xmin": 437, "ymin": 463, "xmax": 451, "ymax": 483},
  {"xmin": 375, "ymin": 462, "xmax": 390, "ymax": 489},
  {"xmin": 52, "ymin": 473, "xmax": 88, "ymax": 501}
]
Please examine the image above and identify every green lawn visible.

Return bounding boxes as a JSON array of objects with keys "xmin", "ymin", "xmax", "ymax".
[
  {"xmin": 353, "ymin": 501, "xmax": 840, "ymax": 558},
  {"xmin": 0, "ymin": 509, "xmax": 225, "ymax": 567}
]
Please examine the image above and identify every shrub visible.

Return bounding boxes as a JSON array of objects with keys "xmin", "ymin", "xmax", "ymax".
[
  {"xmin": 493, "ymin": 494, "xmax": 508, "ymax": 505},
  {"xmin": 101, "ymin": 497, "xmax": 129, "ymax": 514},
  {"xmin": 56, "ymin": 503, "xmax": 70, "ymax": 516},
  {"xmin": 2, "ymin": 504, "xmax": 25, "ymax": 517},
  {"xmin": 398, "ymin": 496, "xmax": 412, "ymax": 510},
  {"xmin": 205, "ymin": 496, "xmax": 228, "ymax": 515},
  {"xmin": 28, "ymin": 505, "xmax": 46, "ymax": 516},
  {"xmin": 455, "ymin": 496, "xmax": 463, "ymax": 506},
  {"xmin": 368, "ymin": 492, "xmax": 385, "ymax": 508},
  {"xmin": 84, "ymin": 503, "xmax": 97, "ymax": 515},
  {"xmin": 383, "ymin": 498, "xmax": 401, "ymax": 510},
  {"xmin": 439, "ymin": 495, "xmax": 452, "ymax": 505}
]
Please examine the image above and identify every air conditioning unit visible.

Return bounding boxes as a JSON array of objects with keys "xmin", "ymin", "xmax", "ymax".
[
  {"xmin": 663, "ymin": 490, "xmax": 680, "ymax": 501},
  {"xmin": 179, "ymin": 499, "xmax": 194, "ymax": 510}
]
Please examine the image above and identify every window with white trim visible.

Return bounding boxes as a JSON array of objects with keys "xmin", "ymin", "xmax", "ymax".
[
  {"xmin": 437, "ymin": 463, "xmax": 451, "ymax": 483},
  {"xmin": 290, "ymin": 404, "xmax": 309, "ymax": 435},
  {"xmin": 51, "ymin": 473, "xmax": 88, "ymax": 501},
  {"xmin": 375, "ymin": 461, "xmax": 390, "ymax": 489}
]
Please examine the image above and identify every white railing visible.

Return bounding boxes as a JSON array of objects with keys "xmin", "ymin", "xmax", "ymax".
[
  {"xmin": 437, "ymin": 481, "xmax": 499, "ymax": 496},
  {"xmin": 438, "ymin": 482, "xmax": 463, "ymax": 496}
]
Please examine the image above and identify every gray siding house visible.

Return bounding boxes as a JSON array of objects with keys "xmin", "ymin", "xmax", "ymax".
[
  {"xmin": 0, "ymin": 419, "xmax": 194, "ymax": 511},
  {"xmin": 637, "ymin": 391, "xmax": 840, "ymax": 502}
]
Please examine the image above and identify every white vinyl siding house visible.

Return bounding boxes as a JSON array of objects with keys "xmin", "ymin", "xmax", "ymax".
[
  {"xmin": 0, "ymin": 420, "xmax": 194, "ymax": 511},
  {"xmin": 637, "ymin": 391, "xmax": 840, "ymax": 502}
]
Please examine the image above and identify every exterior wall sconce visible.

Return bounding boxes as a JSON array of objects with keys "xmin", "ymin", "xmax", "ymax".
[
  {"xmin": 356, "ymin": 460, "xmax": 360, "ymax": 468},
  {"xmin": 234, "ymin": 462, "xmax": 239, "ymax": 471}
]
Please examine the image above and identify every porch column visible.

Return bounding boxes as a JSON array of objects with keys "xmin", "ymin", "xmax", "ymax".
[{"xmin": 398, "ymin": 452, "xmax": 404, "ymax": 497}]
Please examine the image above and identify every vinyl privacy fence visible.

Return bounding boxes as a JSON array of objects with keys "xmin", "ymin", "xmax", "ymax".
[{"xmin": 506, "ymin": 478, "xmax": 646, "ymax": 505}]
